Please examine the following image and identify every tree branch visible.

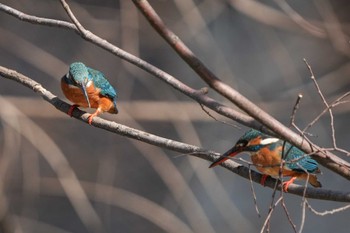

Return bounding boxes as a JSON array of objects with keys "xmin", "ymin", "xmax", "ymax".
[
  {"xmin": 1, "ymin": 65, "xmax": 350, "ymax": 202},
  {"xmin": 131, "ymin": 0, "xmax": 350, "ymax": 180}
]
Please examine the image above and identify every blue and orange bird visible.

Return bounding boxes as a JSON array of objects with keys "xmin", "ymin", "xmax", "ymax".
[
  {"xmin": 61, "ymin": 62, "xmax": 118, "ymax": 124},
  {"xmin": 209, "ymin": 129, "xmax": 322, "ymax": 191}
]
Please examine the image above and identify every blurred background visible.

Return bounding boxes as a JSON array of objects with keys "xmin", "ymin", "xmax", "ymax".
[{"xmin": 0, "ymin": 0, "xmax": 350, "ymax": 232}]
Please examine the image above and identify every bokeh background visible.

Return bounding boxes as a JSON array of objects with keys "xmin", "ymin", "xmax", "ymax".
[{"xmin": 0, "ymin": 0, "xmax": 350, "ymax": 232}]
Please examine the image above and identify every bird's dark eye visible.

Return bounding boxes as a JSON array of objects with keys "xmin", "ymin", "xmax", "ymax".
[
  {"xmin": 67, "ymin": 72, "xmax": 77, "ymax": 84},
  {"xmin": 236, "ymin": 140, "xmax": 248, "ymax": 148}
]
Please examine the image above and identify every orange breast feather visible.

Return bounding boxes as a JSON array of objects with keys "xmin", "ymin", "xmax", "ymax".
[
  {"xmin": 251, "ymin": 146, "xmax": 283, "ymax": 177},
  {"xmin": 251, "ymin": 146, "xmax": 304, "ymax": 178},
  {"xmin": 61, "ymin": 79, "xmax": 116, "ymax": 113},
  {"xmin": 61, "ymin": 79, "xmax": 100, "ymax": 108}
]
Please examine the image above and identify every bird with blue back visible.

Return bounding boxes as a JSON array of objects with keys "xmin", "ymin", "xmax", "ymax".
[
  {"xmin": 61, "ymin": 62, "xmax": 118, "ymax": 124},
  {"xmin": 210, "ymin": 129, "xmax": 322, "ymax": 192}
]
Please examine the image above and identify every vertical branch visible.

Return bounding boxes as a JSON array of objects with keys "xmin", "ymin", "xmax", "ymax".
[
  {"xmin": 289, "ymin": 94, "xmax": 303, "ymax": 127},
  {"xmin": 303, "ymin": 59, "xmax": 336, "ymax": 147},
  {"xmin": 248, "ymin": 166, "xmax": 261, "ymax": 217}
]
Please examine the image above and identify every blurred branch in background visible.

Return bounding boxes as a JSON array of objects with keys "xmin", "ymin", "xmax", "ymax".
[{"xmin": 273, "ymin": 0, "xmax": 326, "ymax": 38}]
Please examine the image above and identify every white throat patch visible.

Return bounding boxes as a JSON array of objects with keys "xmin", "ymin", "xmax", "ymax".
[
  {"xmin": 260, "ymin": 138, "xmax": 279, "ymax": 145},
  {"xmin": 86, "ymin": 80, "xmax": 93, "ymax": 88}
]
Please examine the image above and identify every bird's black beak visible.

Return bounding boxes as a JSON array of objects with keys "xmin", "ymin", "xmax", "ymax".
[
  {"xmin": 209, "ymin": 145, "xmax": 243, "ymax": 168},
  {"xmin": 80, "ymin": 82, "xmax": 91, "ymax": 108}
]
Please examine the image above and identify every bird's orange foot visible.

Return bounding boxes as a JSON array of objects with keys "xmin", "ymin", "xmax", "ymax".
[
  {"xmin": 87, "ymin": 110, "xmax": 100, "ymax": 125},
  {"xmin": 68, "ymin": 104, "xmax": 79, "ymax": 117},
  {"xmin": 88, "ymin": 115, "xmax": 94, "ymax": 125},
  {"xmin": 282, "ymin": 177, "xmax": 297, "ymax": 192},
  {"xmin": 260, "ymin": 174, "xmax": 269, "ymax": 186}
]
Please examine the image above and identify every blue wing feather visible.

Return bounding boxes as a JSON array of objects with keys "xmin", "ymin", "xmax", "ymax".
[
  {"xmin": 282, "ymin": 143, "xmax": 319, "ymax": 173},
  {"xmin": 87, "ymin": 67, "xmax": 118, "ymax": 109},
  {"xmin": 87, "ymin": 67, "xmax": 117, "ymax": 97}
]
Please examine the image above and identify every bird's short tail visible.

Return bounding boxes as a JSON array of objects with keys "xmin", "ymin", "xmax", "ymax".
[{"xmin": 309, "ymin": 175, "xmax": 322, "ymax": 188}]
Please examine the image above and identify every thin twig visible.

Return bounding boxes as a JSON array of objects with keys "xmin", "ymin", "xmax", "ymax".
[
  {"xmin": 303, "ymin": 59, "xmax": 348, "ymax": 152},
  {"xmin": 264, "ymin": 179, "xmax": 280, "ymax": 233},
  {"xmin": 306, "ymin": 201, "xmax": 350, "ymax": 216},
  {"xmin": 260, "ymin": 197, "xmax": 283, "ymax": 233},
  {"xmin": 248, "ymin": 166, "xmax": 261, "ymax": 217},
  {"xmin": 299, "ymin": 176, "xmax": 310, "ymax": 233},
  {"xmin": 303, "ymin": 91, "xmax": 350, "ymax": 139},
  {"xmin": 299, "ymin": 198, "xmax": 307, "ymax": 233},
  {"xmin": 199, "ymin": 103, "xmax": 240, "ymax": 129},
  {"xmin": 281, "ymin": 198, "xmax": 297, "ymax": 233},
  {"xmin": 290, "ymin": 94, "xmax": 303, "ymax": 127},
  {"xmin": 303, "ymin": 59, "xmax": 328, "ymax": 109}
]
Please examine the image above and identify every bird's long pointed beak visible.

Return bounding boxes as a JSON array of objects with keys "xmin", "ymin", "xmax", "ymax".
[
  {"xmin": 81, "ymin": 84, "xmax": 91, "ymax": 108},
  {"xmin": 209, "ymin": 146, "xmax": 242, "ymax": 168}
]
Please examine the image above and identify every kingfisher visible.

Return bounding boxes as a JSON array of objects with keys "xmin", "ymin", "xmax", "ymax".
[
  {"xmin": 209, "ymin": 129, "xmax": 322, "ymax": 191},
  {"xmin": 61, "ymin": 62, "xmax": 118, "ymax": 124}
]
